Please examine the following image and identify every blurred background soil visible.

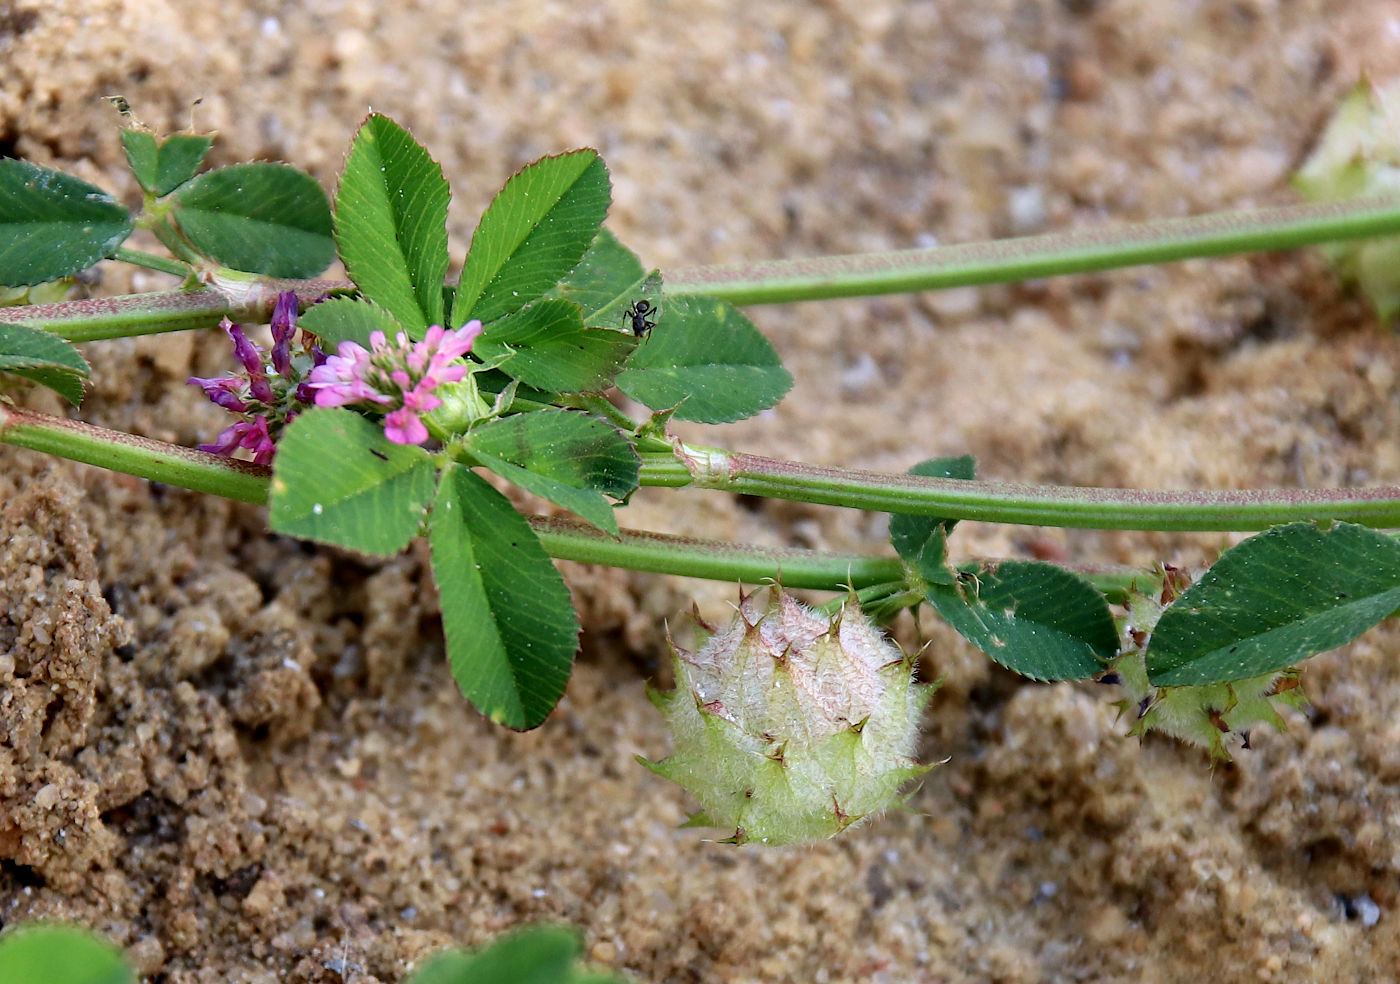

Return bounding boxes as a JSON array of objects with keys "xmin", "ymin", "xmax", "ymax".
[{"xmin": 5, "ymin": 1, "xmax": 1400, "ymax": 981}]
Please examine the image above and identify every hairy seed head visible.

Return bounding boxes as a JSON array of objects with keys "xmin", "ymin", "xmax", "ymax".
[{"xmin": 642, "ymin": 588, "xmax": 935, "ymax": 845}]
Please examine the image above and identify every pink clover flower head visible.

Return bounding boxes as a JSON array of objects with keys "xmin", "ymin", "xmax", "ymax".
[
  {"xmin": 188, "ymin": 292, "xmax": 326, "ymax": 463},
  {"xmin": 304, "ymin": 320, "xmax": 483, "ymax": 445},
  {"xmin": 294, "ymin": 342, "xmax": 328, "ymax": 406},
  {"xmin": 384, "ymin": 407, "xmax": 430, "ymax": 446}
]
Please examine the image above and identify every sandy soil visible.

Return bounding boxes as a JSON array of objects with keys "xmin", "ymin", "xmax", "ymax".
[{"xmin": 5, "ymin": 1, "xmax": 1400, "ymax": 981}]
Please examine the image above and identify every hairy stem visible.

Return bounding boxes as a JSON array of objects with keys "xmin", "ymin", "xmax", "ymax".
[
  {"xmin": 7, "ymin": 194, "xmax": 1400, "ymax": 347},
  {"xmin": 665, "ymin": 196, "xmax": 1400, "ymax": 304},
  {"xmin": 645, "ymin": 444, "xmax": 1400, "ymax": 532},
  {"xmin": 531, "ymin": 516, "xmax": 903, "ymax": 588},
  {"xmin": 0, "ymin": 406, "xmax": 1140, "ymax": 595},
  {"xmin": 0, "ymin": 405, "xmax": 268, "ymax": 504},
  {"xmin": 0, "ymin": 278, "xmax": 350, "ymax": 342}
]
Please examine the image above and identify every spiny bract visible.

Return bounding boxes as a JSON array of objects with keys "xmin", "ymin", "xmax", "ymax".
[
  {"xmin": 1109, "ymin": 566, "xmax": 1307, "ymax": 762},
  {"xmin": 642, "ymin": 587, "xmax": 935, "ymax": 846}
]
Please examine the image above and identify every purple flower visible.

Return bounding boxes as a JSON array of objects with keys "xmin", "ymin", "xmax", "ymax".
[
  {"xmin": 200, "ymin": 416, "xmax": 276, "ymax": 465},
  {"xmin": 192, "ymin": 293, "xmax": 484, "ymax": 462},
  {"xmin": 305, "ymin": 321, "xmax": 483, "ymax": 445},
  {"xmin": 188, "ymin": 374, "xmax": 249, "ymax": 413},
  {"xmin": 269, "ymin": 291, "xmax": 299, "ymax": 376},
  {"xmin": 189, "ymin": 292, "xmax": 321, "ymax": 463}
]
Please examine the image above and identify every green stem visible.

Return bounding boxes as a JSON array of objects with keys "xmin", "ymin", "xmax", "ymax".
[
  {"xmin": 8, "ymin": 401, "xmax": 1398, "ymax": 539},
  {"xmin": 145, "ymin": 214, "xmax": 206, "ymax": 267},
  {"xmin": 111, "ymin": 247, "xmax": 191, "ymax": 279},
  {"xmin": 0, "ymin": 405, "xmax": 897, "ymax": 588},
  {"xmin": 666, "ymin": 196, "xmax": 1400, "ymax": 304},
  {"xmin": 0, "ymin": 278, "xmax": 351, "ymax": 342},
  {"xmin": 531, "ymin": 516, "xmax": 903, "ymax": 588},
  {"xmin": 560, "ymin": 393, "xmax": 639, "ymax": 433},
  {"xmin": 6, "ymin": 195, "xmax": 1400, "ymax": 345},
  {"xmin": 0, "ymin": 405, "xmax": 268, "ymax": 504},
  {"xmin": 822, "ymin": 581, "xmax": 923, "ymax": 619},
  {"xmin": 645, "ymin": 444, "xmax": 1400, "ymax": 532},
  {"xmin": 0, "ymin": 406, "xmax": 1158, "ymax": 595}
]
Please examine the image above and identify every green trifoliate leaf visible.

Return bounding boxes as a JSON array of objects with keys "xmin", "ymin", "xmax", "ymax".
[
  {"xmin": 121, "ymin": 130, "xmax": 212, "ymax": 196},
  {"xmin": 1109, "ymin": 573, "xmax": 1306, "ymax": 762},
  {"xmin": 269, "ymin": 407, "xmax": 436, "ymax": 556},
  {"xmin": 925, "ymin": 560, "xmax": 1117, "ymax": 681},
  {"xmin": 889, "ymin": 455, "xmax": 976, "ymax": 585},
  {"xmin": 151, "ymin": 134, "xmax": 215, "ymax": 195},
  {"xmin": 615, "ymin": 294, "xmax": 791, "ymax": 423},
  {"xmin": 335, "ymin": 114, "xmax": 451, "ymax": 334},
  {"xmin": 465, "ymin": 410, "xmax": 639, "ymax": 535},
  {"xmin": 298, "ymin": 295, "xmax": 401, "ymax": 349},
  {"xmin": 552, "ymin": 228, "xmax": 643, "ymax": 309},
  {"xmin": 405, "ymin": 953, "xmax": 482, "ymax": 984},
  {"xmin": 1147, "ymin": 521, "xmax": 1400, "ymax": 687},
  {"xmin": 472, "ymin": 299, "xmax": 634, "ymax": 393},
  {"xmin": 567, "ymin": 973, "xmax": 628, "ymax": 984},
  {"xmin": 452, "ymin": 150, "xmax": 610, "ymax": 327},
  {"xmin": 4, "ymin": 365, "xmax": 85, "ymax": 406},
  {"xmin": 473, "ymin": 411, "xmax": 639, "ymax": 500},
  {"xmin": 549, "ymin": 227, "xmax": 659, "ymax": 327},
  {"xmin": 170, "ymin": 162, "xmax": 334, "ymax": 277},
  {"xmin": 119, "ymin": 130, "xmax": 159, "ymax": 191},
  {"xmin": 0, "ymin": 321, "xmax": 89, "ymax": 404},
  {"xmin": 0, "ymin": 160, "xmax": 133, "ymax": 287},
  {"xmin": 429, "ymin": 466, "xmax": 579, "ymax": 730},
  {"xmin": 0, "ymin": 924, "xmax": 133, "ymax": 984},
  {"xmin": 404, "ymin": 926, "xmax": 608, "ymax": 984}
]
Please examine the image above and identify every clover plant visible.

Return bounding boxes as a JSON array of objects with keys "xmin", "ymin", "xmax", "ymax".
[{"xmin": 4, "ymin": 106, "xmax": 1400, "ymax": 843}]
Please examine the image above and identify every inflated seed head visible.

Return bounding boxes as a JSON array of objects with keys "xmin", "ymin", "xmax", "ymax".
[{"xmin": 642, "ymin": 587, "xmax": 935, "ymax": 846}]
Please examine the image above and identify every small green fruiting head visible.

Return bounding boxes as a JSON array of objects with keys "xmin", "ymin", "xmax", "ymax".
[
  {"xmin": 641, "ymin": 587, "xmax": 935, "ymax": 846},
  {"xmin": 1293, "ymin": 79, "xmax": 1400, "ymax": 323},
  {"xmin": 1107, "ymin": 566, "xmax": 1307, "ymax": 762}
]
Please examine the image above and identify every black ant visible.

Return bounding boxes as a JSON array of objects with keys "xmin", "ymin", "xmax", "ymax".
[{"xmin": 624, "ymin": 299, "xmax": 658, "ymax": 337}]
